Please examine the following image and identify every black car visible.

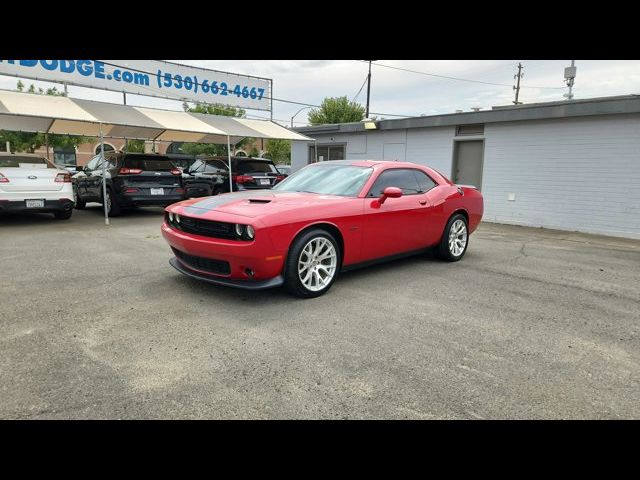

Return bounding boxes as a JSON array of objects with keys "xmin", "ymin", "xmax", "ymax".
[
  {"xmin": 73, "ymin": 152, "xmax": 185, "ymax": 216},
  {"xmin": 184, "ymin": 156, "xmax": 285, "ymax": 198}
]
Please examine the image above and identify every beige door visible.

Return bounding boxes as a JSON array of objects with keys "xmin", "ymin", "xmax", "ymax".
[{"xmin": 453, "ymin": 140, "xmax": 484, "ymax": 190}]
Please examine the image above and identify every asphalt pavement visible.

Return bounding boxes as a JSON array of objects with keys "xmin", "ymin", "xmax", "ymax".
[{"xmin": 1, "ymin": 205, "xmax": 639, "ymax": 419}]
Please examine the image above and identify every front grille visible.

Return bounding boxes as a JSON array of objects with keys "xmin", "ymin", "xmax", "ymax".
[
  {"xmin": 165, "ymin": 213, "xmax": 238, "ymax": 240},
  {"xmin": 172, "ymin": 248, "xmax": 231, "ymax": 275}
]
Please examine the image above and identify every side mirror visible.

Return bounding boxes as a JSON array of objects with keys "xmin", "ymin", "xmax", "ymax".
[{"xmin": 378, "ymin": 186, "xmax": 403, "ymax": 204}]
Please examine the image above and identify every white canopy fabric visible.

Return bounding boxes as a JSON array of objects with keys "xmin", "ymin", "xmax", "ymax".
[{"xmin": 0, "ymin": 89, "xmax": 313, "ymax": 143}]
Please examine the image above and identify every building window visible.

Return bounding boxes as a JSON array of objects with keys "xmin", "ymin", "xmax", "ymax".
[
  {"xmin": 53, "ymin": 148, "xmax": 76, "ymax": 166},
  {"xmin": 235, "ymin": 150, "xmax": 247, "ymax": 157},
  {"xmin": 166, "ymin": 142, "xmax": 184, "ymax": 154},
  {"xmin": 456, "ymin": 124, "xmax": 484, "ymax": 136},
  {"xmin": 308, "ymin": 144, "xmax": 346, "ymax": 163},
  {"xmin": 94, "ymin": 143, "xmax": 116, "ymax": 155}
]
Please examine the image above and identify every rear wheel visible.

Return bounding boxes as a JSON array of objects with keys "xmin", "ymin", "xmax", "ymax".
[
  {"xmin": 437, "ymin": 213, "xmax": 469, "ymax": 262},
  {"xmin": 284, "ymin": 229, "xmax": 340, "ymax": 298},
  {"xmin": 54, "ymin": 210, "xmax": 73, "ymax": 220}
]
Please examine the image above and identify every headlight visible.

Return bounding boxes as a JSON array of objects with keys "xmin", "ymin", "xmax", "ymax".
[
  {"xmin": 235, "ymin": 224, "xmax": 244, "ymax": 237},
  {"xmin": 168, "ymin": 212, "xmax": 174, "ymax": 222},
  {"xmin": 175, "ymin": 214, "xmax": 181, "ymax": 224},
  {"xmin": 246, "ymin": 225, "xmax": 255, "ymax": 239}
]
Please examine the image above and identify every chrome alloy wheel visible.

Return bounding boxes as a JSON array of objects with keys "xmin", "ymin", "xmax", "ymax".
[
  {"xmin": 298, "ymin": 237, "xmax": 338, "ymax": 292},
  {"xmin": 448, "ymin": 219, "xmax": 468, "ymax": 257}
]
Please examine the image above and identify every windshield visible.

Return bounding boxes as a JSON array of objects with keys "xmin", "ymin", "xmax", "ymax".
[
  {"xmin": 190, "ymin": 159, "xmax": 229, "ymax": 174},
  {"xmin": 273, "ymin": 164, "xmax": 373, "ymax": 197}
]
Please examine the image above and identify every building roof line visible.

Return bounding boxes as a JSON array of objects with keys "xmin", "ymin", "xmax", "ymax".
[{"xmin": 294, "ymin": 94, "xmax": 640, "ymax": 134}]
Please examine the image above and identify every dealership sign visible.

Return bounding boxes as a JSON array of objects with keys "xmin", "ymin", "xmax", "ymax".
[{"xmin": 0, "ymin": 60, "xmax": 271, "ymax": 111}]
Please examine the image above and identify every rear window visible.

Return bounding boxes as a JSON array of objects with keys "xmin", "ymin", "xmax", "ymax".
[
  {"xmin": 122, "ymin": 155, "xmax": 175, "ymax": 171},
  {"xmin": 233, "ymin": 160, "xmax": 278, "ymax": 174},
  {"xmin": 0, "ymin": 156, "xmax": 55, "ymax": 168}
]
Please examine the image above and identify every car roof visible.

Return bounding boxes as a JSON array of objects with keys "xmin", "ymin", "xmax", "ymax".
[{"xmin": 0, "ymin": 152, "xmax": 48, "ymax": 159}]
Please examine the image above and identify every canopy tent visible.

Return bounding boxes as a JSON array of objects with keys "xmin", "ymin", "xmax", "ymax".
[{"xmin": 0, "ymin": 89, "xmax": 313, "ymax": 224}]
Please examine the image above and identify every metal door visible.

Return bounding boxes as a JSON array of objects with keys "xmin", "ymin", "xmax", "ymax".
[{"xmin": 453, "ymin": 140, "xmax": 484, "ymax": 190}]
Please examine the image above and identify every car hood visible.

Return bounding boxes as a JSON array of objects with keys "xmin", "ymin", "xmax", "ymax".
[{"xmin": 169, "ymin": 190, "xmax": 349, "ymax": 219}]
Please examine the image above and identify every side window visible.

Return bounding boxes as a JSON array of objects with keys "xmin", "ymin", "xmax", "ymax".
[
  {"xmin": 412, "ymin": 170, "xmax": 437, "ymax": 193},
  {"xmin": 366, "ymin": 169, "xmax": 421, "ymax": 197}
]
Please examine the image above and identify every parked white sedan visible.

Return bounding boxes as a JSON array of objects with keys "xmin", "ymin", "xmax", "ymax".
[{"xmin": 0, "ymin": 153, "xmax": 75, "ymax": 219}]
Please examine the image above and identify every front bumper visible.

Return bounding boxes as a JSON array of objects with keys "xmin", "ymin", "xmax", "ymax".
[
  {"xmin": 161, "ymin": 222, "xmax": 286, "ymax": 285},
  {"xmin": 169, "ymin": 257, "xmax": 284, "ymax": 290},
  {"xmin": 0, "ymin": 198, "xmax": 74, "ymax": 214},
  {"xmin": 117, "ymin": 193, "xmax": 185, "ymax": 207}
]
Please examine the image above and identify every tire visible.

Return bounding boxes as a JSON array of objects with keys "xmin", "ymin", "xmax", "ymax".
[
  {"xmin": 284, "ymin": 228, "xmax": 341, "ymax": 298},
  {"xmin": 73, "ymin": 187, "xmax": 86, "ymax": 209},
  {"xmin": 54, "ymin": 209, "xmax": 73, "ymax": 220},
  {"xmin": 437, "ymin": 213, "xmax": 469, "ymax": 262},
  {"xmin": 105, "ymin": 188, "xmax": 121, "ymax": 217}
]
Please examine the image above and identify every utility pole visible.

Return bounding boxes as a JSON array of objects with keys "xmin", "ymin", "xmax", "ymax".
[
  {"xmin": 513, "ymin": 62, "xmax": 524, "ymax": 105},
  {"xmin": 365, "ymin": 60, "xmax": 374, "ymax": 118},
  {"xmin": 564, "ymin": 60, "xmax": 577, "ymax": 100}
]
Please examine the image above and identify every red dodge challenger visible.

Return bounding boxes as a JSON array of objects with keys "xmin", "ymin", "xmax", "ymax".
[{"xmin": 161, "ymin": 160, "xmax": 483, "ymax": 298}]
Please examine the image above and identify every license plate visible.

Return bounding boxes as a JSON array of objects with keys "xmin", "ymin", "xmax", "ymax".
[
  {"xmin": 259, "ymin": 179, "xmax": 270, "ymax": 186},
  {"xmin": 150, "ymin": 188, "xmax": 165, "ymax": 195},
  {"xmin": 26, "ymin": 199, "xmax": 45, "ymax": 208}
]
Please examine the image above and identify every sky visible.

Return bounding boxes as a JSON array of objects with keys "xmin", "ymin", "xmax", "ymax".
[{"xmin": 1, "ymin": 60, "xmax": 639, "ymax": 127}]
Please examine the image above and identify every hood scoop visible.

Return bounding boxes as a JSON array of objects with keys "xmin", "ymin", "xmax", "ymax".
[{"xmin": 248, "ymin": 198, "xmax": 272, "ymax": 204}]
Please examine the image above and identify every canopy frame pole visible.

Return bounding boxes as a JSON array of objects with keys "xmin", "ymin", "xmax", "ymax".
[
  {"xmin": 227, "ymin": 135, "xmax": 233, "ymax": 193},
  {"xmin": 100, "ymin": 122, "xmax": 109, "ymax": 226}
]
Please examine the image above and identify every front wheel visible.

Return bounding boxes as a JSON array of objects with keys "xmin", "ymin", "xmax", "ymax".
[
  {"xmin": 437, "ymin": 213, "xmax": 469, "ymax": 262},
  {"xmin": 284, "ymin": 229, "xmax": 341, "ymax": 298},
  {"xmin": 73, "ymin": 186, "xmax": 86, "ymax": 209},
  {"xmin": 105, "ymin": 189, "xmax": 121, "ymax": 217}
]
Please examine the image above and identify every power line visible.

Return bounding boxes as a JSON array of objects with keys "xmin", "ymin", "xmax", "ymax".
[
  {"xmin": 352, "ymin": 74, "xmax": 368, "ymax": 103},
  {"xmin": 361, "ymin": 60, "xmax": 565, "ymax": 90},
  {"xmin": 96, "ymin": 60, "xmax": 412, "ymax": 118}
]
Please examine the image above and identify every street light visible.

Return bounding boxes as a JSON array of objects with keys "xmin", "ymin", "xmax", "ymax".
[{"xmin": 291, "ymin": 106, "xmax": 313, "ymax": 128}]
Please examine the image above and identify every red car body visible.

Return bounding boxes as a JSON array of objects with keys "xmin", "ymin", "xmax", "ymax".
[{"xmin": 161, "ymin": 160, "xmax": 483, "ymax": 292}]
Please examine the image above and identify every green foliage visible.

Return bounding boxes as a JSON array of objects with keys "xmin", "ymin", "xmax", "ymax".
[
  {"xmin": 248, "ymin": 146, "xmax": 260, "ymax": 158},
  {"xmin": 182, "ymin": 101, "xmax": 245, "ymax": 118},
  {"xmin": 2, "ymin": 82, "xmax": 89, "ymax": 155},
  {"xmin": 124, "ymin": 139, "xmax": 146, "ymax": 153},
  {"xmin": 308, "ymin": 96, "xmax": 365, "ymax": 125},
  {"xmin": 264, "ymin": 139, "xmax": 291, "ymax": 164}
]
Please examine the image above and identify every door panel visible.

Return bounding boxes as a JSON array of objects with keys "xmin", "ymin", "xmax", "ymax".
[
  {"xmin": 453, "ymin": 140, "xmax": 484, "ymax": 189},
  {"xmin": 361, "ymin": 168, "xmax": 432, "ymax": 260}
]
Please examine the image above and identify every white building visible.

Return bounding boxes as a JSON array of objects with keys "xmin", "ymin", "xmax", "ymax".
[{"xmin": 292, "ymin": 95, "xmax": 640, "ymax": 239}]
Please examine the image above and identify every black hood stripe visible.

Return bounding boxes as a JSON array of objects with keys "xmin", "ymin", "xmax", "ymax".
[{"xmin": 182, "ymin": 191, "xmax": 275, "ymax": 216}]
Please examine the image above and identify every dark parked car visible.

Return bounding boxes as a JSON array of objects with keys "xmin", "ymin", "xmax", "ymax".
[
  {"xmin": 184, "ymin": 156, "xmax": 285, "ymax": 198},
  {"xmin": 275, "ymin": 164, "xmax": 291, "ymax": 177},
  {"xmin": 165, "ymin": 153, "xmax": 197, "ymax": 173},
  {"xmin": 73, "ymin": 152, "xmax": 185, "ymax": 216}
]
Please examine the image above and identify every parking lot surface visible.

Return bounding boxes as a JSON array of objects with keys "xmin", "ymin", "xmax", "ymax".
[{"xmin": 1, "ymin": 205, "xmax": 639, "ymax": 419}]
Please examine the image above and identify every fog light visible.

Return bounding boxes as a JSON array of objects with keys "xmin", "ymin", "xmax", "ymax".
[
  {"xmin": 235, "ymin": 224, "xmax": 244, "ymax": 237},
  {"xmin": 246, "ymin": 225, "xmax": 255, "ymax": 239},
  {"xmin": 169, "ymin": 212, "xmax": 174, "ymax": 222}
]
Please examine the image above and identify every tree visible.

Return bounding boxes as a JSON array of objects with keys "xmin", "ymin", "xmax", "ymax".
[
  {"xmin": 264, "ymin": 139, "xmax": 291, "ymax": 164},
  {"xmin": 1, "ymin": 82, "xmax": 89, "ymax": 154},
  {"xmin": 308, "ymin": 96, "xmax": 365, "ymax": 125},
  {"xmin": 180, "ymin": 101, "xmax": 253, "ymax": 156},
  {"xmin": 123, "ymin": 139, "xmax": 146, "ymax": 153}
]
